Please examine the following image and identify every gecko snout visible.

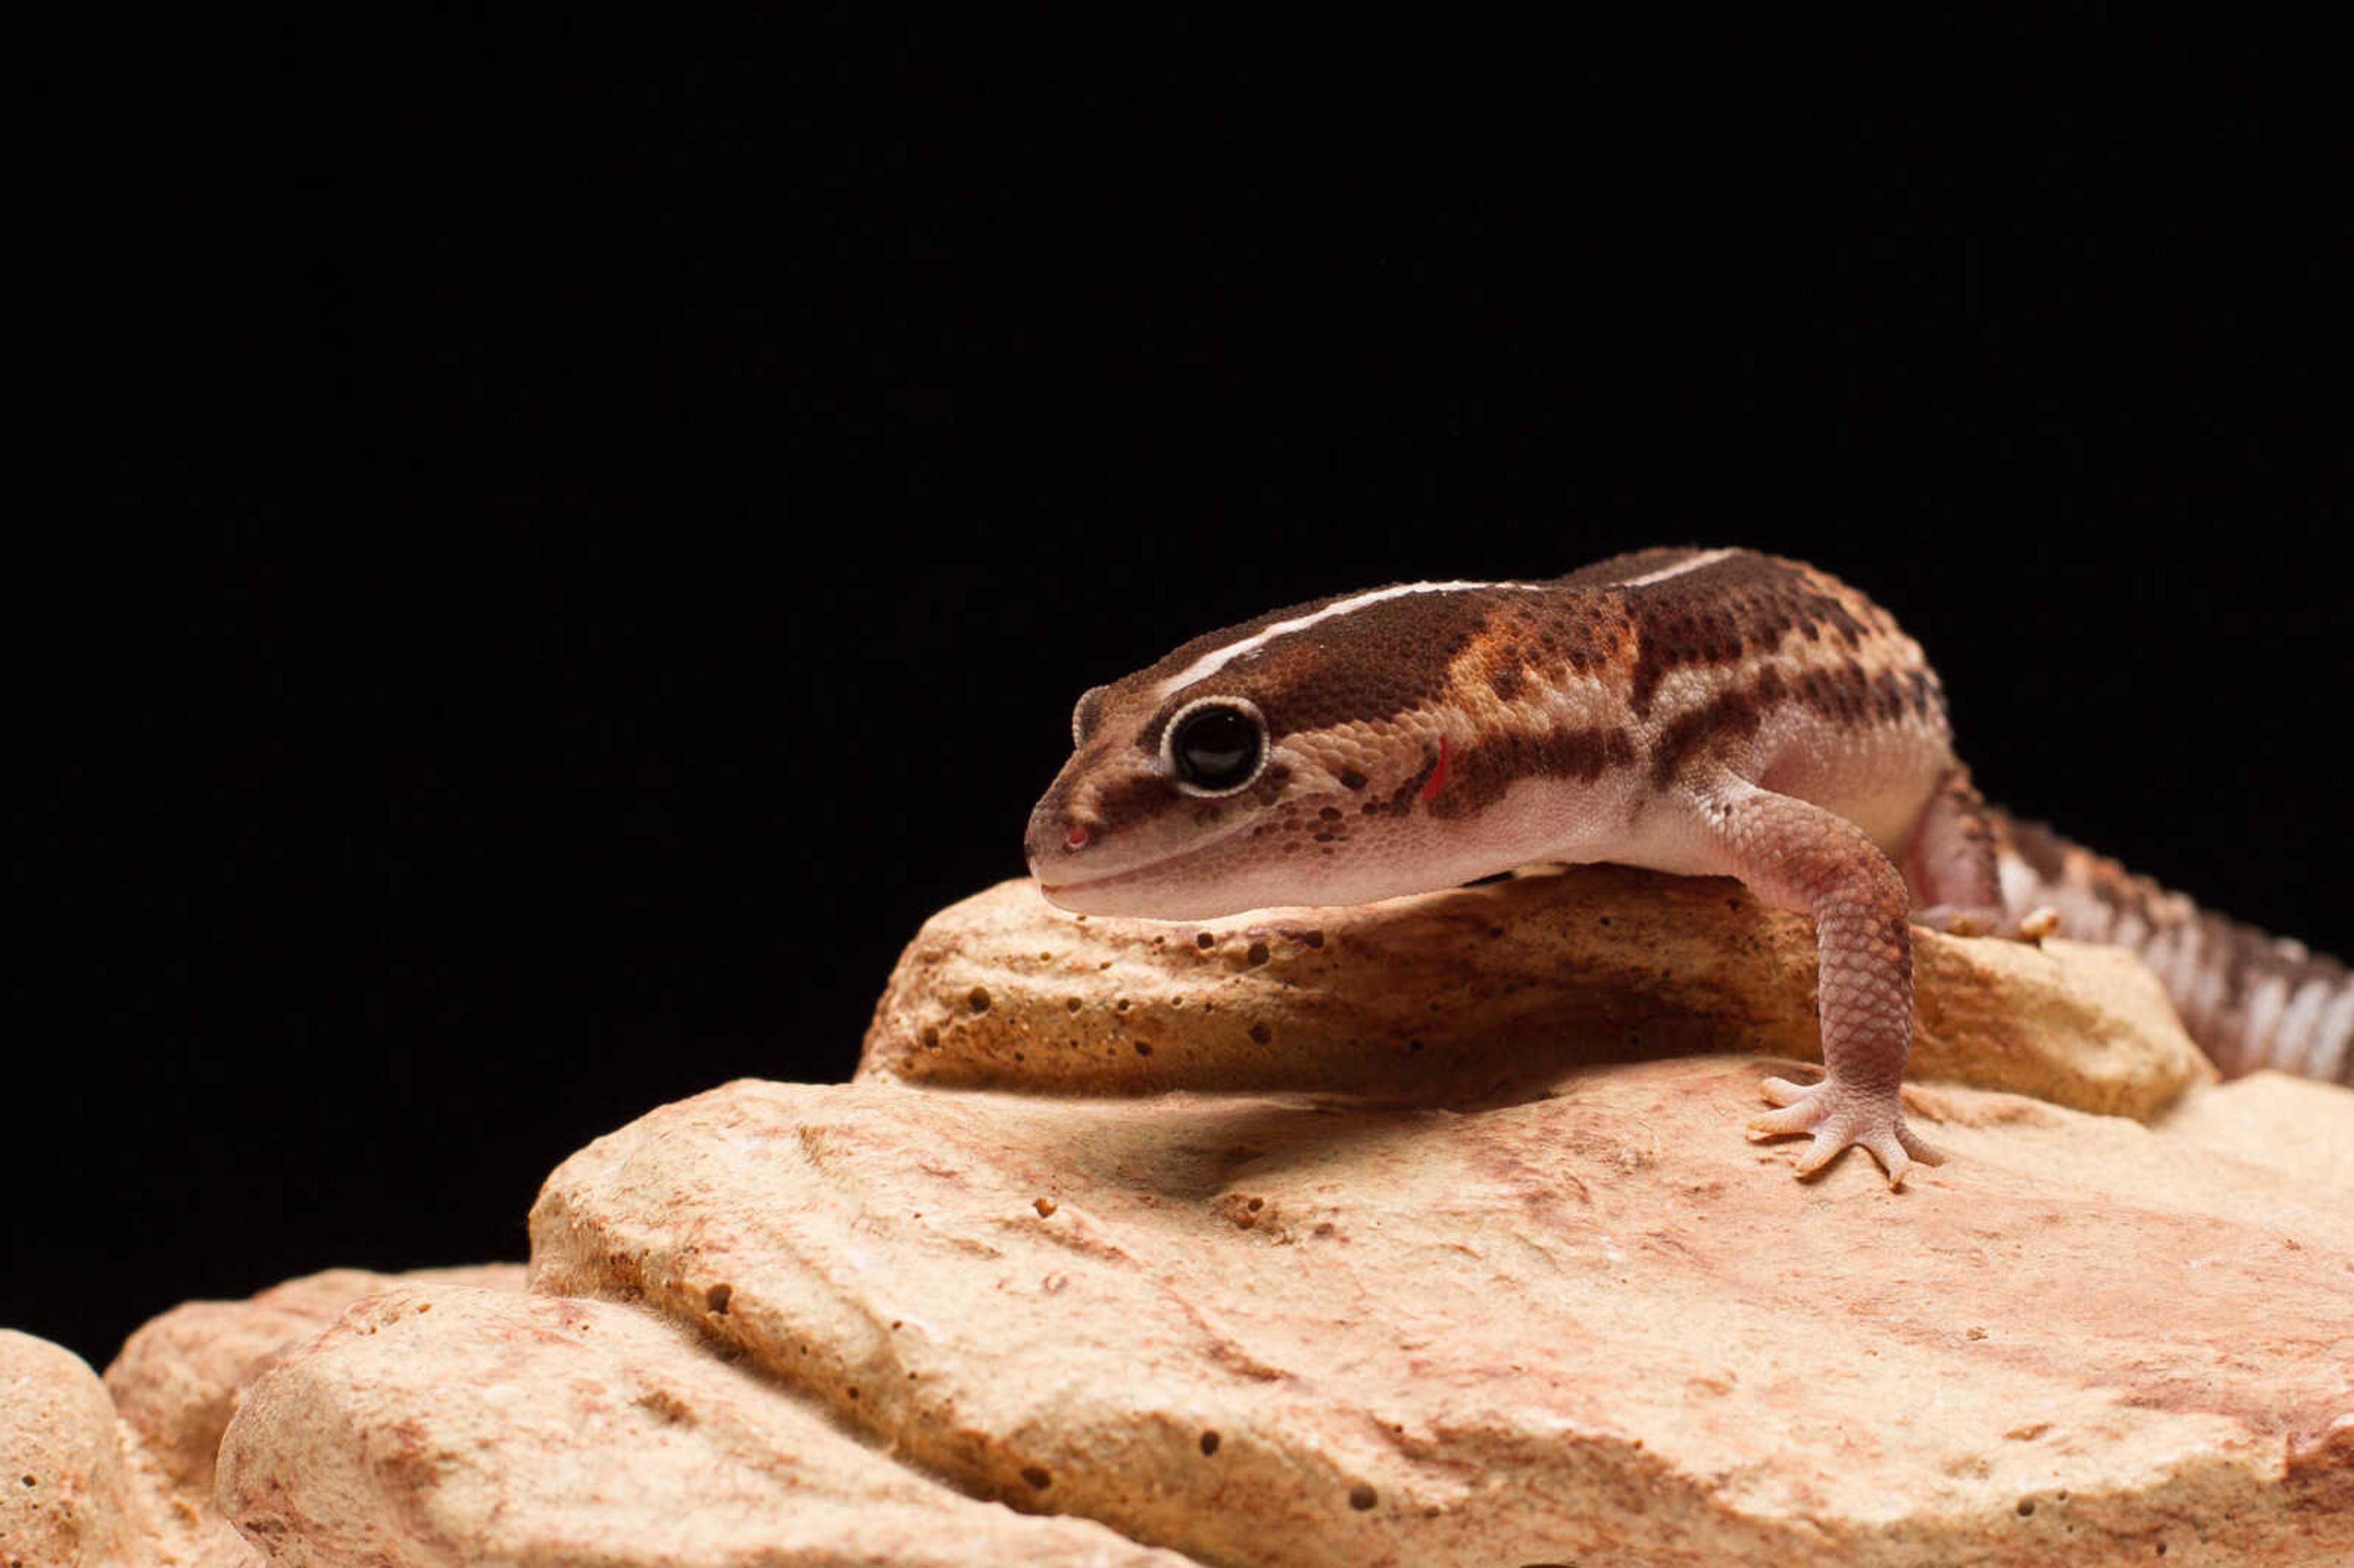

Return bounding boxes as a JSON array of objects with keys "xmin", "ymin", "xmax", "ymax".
[{"xmin": 1023, "ymin": 794, "xmax": 1102, "ymax": 875}]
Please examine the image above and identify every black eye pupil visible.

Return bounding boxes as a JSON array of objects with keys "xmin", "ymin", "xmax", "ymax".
[{"xmin": 1172, "ymin": 706, "xmax": 1263, "ymax": 790}]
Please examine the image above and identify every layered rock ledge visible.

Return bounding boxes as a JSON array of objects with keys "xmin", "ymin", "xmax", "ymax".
[
  {"xmin": 9, "ymin": 869, "xmax": 2352, "ymax": 1567},
  {"xmin": 861, "ymin": 869, "xmax": 2210, "ymax": 1119}
]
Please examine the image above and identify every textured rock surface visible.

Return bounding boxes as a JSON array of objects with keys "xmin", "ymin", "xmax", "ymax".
[
  {"xmin": 105, "ymin": 1264, "xmax": 527, "ymax": 1500},
  {"xmin": 2, "ymin": 1328, "xmax": 151, "ymax": 1568},
  {"xmin": 216, "ymin": 1284, "xmax": 1195, "ymax": 1568},
  {"xmin": 530, "ymin": 1068, "xmax": 2354, "ymax": 1568},
  {"xmin": 861, "ymin": 869, "xmax": 2210, "ymax": 1120},
  {"xmin": 1, "ymin": 1266, "xmax": 527, "ymax": 1568},
  {"xmin": 21, "ymin": 867, "xmax": 2350, "ymax": 1567}
]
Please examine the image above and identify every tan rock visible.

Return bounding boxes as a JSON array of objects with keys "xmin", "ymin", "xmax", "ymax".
[
  {"xmin": 2155, "ymin": 1067, "xmax": 2354, "ymax": 1192},
  {"xmin": 530, "ymin": 1068, "xmax": 2354, "ymax": 1568},
  {"xmin": 860, "ymin": 869, "xmax": 2209, "ymax": 1121},
  {"xmin": 215, "ymin": 1284, "xmax": 1197, "ymax": 1568},
  {"xmin": 104, "ymin": 1264, "xmax": 525, "ymax": 1499},
  {"xmin": 2, "ymin": 1265, "xmax": 527, "ymax": 1568},
  {"xmin": 2, "ymin": 1328, "xmax": 151, "ymax": 1568}
]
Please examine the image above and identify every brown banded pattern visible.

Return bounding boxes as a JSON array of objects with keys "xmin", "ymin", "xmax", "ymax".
[{"xmin": 1992, "ymin": 812, "xmax": 2354, "ymax": 1084}]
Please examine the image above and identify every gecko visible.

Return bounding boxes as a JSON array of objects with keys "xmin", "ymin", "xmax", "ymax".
[{"xmin": 1022, "ymin": 546, "xmax": 2353, "ymax": 1184}]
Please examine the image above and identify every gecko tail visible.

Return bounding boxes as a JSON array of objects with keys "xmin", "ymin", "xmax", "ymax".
[{"xmin": 1987, "ymin": 809, "xmax": 2352, "ymax": 1086}]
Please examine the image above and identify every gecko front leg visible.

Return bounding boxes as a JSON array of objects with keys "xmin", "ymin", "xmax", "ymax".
[{"xmin": 1678, "ymin": 772, "xmax": 1945, "ymax": 1185}]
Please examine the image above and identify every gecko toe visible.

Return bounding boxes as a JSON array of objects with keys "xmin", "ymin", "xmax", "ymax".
[
  {"xmin": 1895, "ymin": 1119, "xmax": 1946, "ymax": 1166},
  {"xmin": 1748, "ymin": 1095, "xmax": 1826, "ymax": 1139},
  {"xmin": 1748, "ymin": 1072, "xmax": 1937, "ymax": 1184},
  {"xmin": 1792, "ymin": 1126, "xmax": 1851, "ymax": 1178}
]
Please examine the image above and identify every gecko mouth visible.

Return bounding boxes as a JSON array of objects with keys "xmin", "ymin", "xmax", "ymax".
[{"xmin": 1031, "ymin": 818, "xmax": 1259, "ymax": 911}]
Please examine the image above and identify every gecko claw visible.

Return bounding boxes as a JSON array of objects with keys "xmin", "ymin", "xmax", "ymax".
[{"xmin": 1748, "ymin": 1074, "xmax": 1943, "ymax": 1186}]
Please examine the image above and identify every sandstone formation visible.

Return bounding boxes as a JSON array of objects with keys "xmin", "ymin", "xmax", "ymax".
[
  {"xmin": 106, "ymin": 1265, "xmax": 526, "ymax": 1504},
  {"xmin": 861, "ymin": 869, "xmax": 2211, "ymax": 1121},
  {"xmin": 10, "ymin": 870, "xmax": 2353, "ymax": 1566},
  {"xmin": 2, "ymin": 1266, "xmax": 523, "ymax": 1568},
  {"xmin": 3, "ymin": 1329, "xmax": 152, "ymax": 1568},
  {"xmin": 525, "ymin": 1066, "xmax": 2354, "ymax": 1567},
  {"xmin": 215, "ymin": 1285, "xmax": 1193, "ymax": 1568}
]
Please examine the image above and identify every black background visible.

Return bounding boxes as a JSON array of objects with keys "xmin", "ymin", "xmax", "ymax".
[{"xmin": 18, "ymin": 14, "xmax": 2349, "ymax": 1368}]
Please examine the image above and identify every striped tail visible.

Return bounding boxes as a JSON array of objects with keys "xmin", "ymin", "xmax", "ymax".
[{"xmin": 1989, "ymin": 810, "xmax": 2353, "ymax": 1086}]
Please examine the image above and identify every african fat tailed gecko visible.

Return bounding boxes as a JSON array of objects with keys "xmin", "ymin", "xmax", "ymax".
[{"xmin": 1022, "ymin": 546, "xmax": 2353, "ymax": 1184}]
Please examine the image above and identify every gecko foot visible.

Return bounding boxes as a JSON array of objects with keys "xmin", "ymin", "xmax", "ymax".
[{"xmin": 1748, "ymin": 1075, "xmax": 1945, "ymax": 1187}]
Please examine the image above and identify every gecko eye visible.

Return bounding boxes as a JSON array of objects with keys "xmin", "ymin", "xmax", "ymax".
[
  {"xmin": 1164, "ymin": 698, "xmax": 1268, "ymax": 796},
  {"xmin": 1070, "ymin": 685, "xmax": 1108, "ymax": 748}
]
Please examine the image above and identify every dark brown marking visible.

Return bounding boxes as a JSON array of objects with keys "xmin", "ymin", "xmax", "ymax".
[
  {"xmin": 1428, "ymin": 724, "xmax": 1637, "ymax": 818},
  {"xmin": 1602, "ymin": 553, "xmax": 1881, "ymax": 717},
  {"xmin": 1871, "ymin": 669, "xmax": 1907, "ymax": 722},
  {"xmin": 1648, "ymin": 687, "xmax": 1764, "ymax": 786},
  {"xmin": 1421, "ymin": 734, "xmax": 1451, "ymax": 800},
  {"xmin": 1367, "ymin": 764, "xmax": 1431, "ymax": 818},
  {"xmin": 1133, "ymin": 585, "xmax": 1534, "ymax": 740},
  {"xmin": 1338, "ymin": 767, "xmax": 1368, "ymax": 790},
  {"xmin": 2000, "ymin": 813, "xmax": 2072, "ymax": 885},
  {"xmin": 1087, "ymin": 772, "xmax": 1176, "ymax": 837}
]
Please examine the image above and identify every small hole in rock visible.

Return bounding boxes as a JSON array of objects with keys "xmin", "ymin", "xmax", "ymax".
[
  {"xmin": 1195, "ymin": 932, "xmax": 1215, "ymax": 949},
  {"xmin": 1199, "ymin": 1431, "xmax": 1221, "ymax": 1456},
  {"xmin": 2017, "ymin": 1499, "xmax": 2035, "ymax": 1517},
  {"xmin": 967, "ymin": 987, "xmax": 992, "ymax": 1013},
  {"xmin": 706, "ymin": 1284, "xmax": 733, "ymax": 1315},
  {"xmin": 1246, "ymin": 942, "xmax": 1270, "ymax": 965},
  {"xmin": 1021, "ymin": 1466, "xmax": 1052, "ymax": 1490},
  {"xmin": 1348, "ymin": 1482, "xmax": 1377, "ymax": 1511}
]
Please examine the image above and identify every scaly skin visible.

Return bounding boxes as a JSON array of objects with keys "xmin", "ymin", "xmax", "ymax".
[{"xmin": 1023, "ymin": 547, "xmax": 2352, "ymax": 1184}]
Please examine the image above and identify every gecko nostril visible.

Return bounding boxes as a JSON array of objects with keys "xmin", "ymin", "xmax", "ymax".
[{"xmin": 1065, "ymin": 822, "xmax": 1093, "ymax": 851}]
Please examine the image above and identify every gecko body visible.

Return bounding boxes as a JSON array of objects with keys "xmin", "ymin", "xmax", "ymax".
[{"xmin": 1024, "ymin": 547, "xmax": 2352, "ymax": 1183}]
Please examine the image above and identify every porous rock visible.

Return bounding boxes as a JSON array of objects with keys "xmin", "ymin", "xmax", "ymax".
[
  {"xmin": 215, "ymin": 1284, "xmax": 1195, "ymax": 1568},
  {"xmin": 2, "ymin": 1328, "xmax": 151, "ymax": 1568},
  {"xmin": 859, "ymin": 869, "xmax": 2209, "ymax": 1120},
  {"xmin": 528, "ymin": 1066, "xmax": 2354, "ymax": 1568},
  {"xmin": 105, "ymin": 1264, "xmax": 527, "ymax": 1499},
  {"xmin": 1, "ymin": 1266, "xmax": 528, "ymax": 1568}
]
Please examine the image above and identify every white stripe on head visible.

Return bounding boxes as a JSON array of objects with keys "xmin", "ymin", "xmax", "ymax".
[
  {"xmin": 1151, "ymin": 579, "xmax": 1545, "ymax": 698},
  {"xmin": 1613, "ymin": 547, "xmax": 1740, "ymax": 589}
]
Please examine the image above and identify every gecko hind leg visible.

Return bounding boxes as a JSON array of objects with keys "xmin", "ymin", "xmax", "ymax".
[{"xmin": 1905, "ymin": 766, "xmax": 2054, "ymax": 938}]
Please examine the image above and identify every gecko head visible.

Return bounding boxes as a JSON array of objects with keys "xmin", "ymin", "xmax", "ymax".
[{"xmin": 1023, "ymin": 590, "xmax": 1473, "ymax": 919}]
